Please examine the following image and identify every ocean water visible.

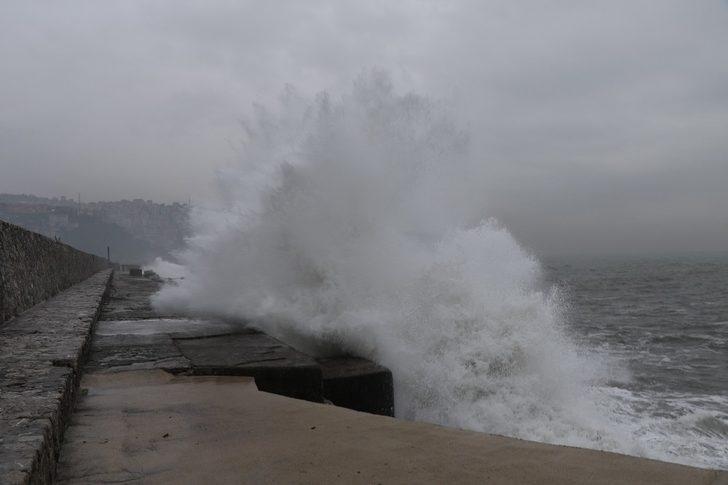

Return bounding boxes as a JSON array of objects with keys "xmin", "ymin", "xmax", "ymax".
[
  {"xmin": 545, "ymin": 254, "xmax": 728, "ymax": 469},
  {"xmin": 152, "ymin": 74, "xmax": 728, "ymax": 471}
]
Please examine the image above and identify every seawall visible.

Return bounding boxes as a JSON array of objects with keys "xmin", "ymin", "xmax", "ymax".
[
  {"xmin": 0, "ymin": 271, "xmax": 112, "ymax": 484},
  {"xmin": 0, "ymin": 221, "xmax": 112, "ymax": 483},
  {"xmin": 0, "ymin": 219, "xmax": 109, "ymax": 323},
  {"xmin": 1, "ymin": 222, "xmax": 725, "ymax": 483}
]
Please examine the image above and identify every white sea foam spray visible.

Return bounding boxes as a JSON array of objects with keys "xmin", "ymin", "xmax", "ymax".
[{"xmin": 153, "ymin": 71, "xmax": 638, "ymax": 455}]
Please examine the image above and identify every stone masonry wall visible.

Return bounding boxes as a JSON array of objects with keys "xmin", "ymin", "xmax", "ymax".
[{"xmin": 0, "ymin": 219, "xmax": 109, "ymax": 323}]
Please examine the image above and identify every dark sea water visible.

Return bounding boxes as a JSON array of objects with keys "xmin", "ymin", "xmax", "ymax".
[{"xmin": 546, "ymin": 253, "xmax": 728, "ymax": 469}]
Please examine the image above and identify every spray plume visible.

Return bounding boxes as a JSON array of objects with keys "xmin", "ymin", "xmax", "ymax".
[{"xmin": 153, "ymin": 71, "xmax": 634, "ymax": 453}]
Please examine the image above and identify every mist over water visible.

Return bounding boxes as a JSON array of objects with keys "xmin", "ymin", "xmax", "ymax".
[{"xmin": 153, "ymin": 73, "xmax": 724, "ymax": 468}]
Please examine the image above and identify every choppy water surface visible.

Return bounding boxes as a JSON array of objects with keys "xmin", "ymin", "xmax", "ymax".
[{"xmin": 546, "ymin": 253, "xmax": 728, "ymax": 469}]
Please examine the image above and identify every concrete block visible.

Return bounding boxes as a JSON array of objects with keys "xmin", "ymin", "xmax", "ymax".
[
  {"xmin": 174, "ymin": 333, "xmax": 323, "ymax": 403},
  {"xmin": 318, "ymin": 357, "xmax": 394, "ymax": 416}
]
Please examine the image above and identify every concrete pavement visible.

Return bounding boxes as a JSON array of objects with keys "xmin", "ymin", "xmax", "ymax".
[
  {"xmin": 57, "ymin": 369, "xmax": 727, "ymax": 484},
  {"xmin": 53, "ymin": 272, "xmax": 728, "ymax": 484}
]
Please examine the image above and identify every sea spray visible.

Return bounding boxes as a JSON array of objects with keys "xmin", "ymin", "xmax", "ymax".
[{"xmin": 152, "ymin": 72, "xmax": 632, "ymax": 453}]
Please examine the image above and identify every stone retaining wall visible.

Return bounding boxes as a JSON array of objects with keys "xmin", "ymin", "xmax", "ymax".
[
  {"xmin": 0, "ymin": 269, "xmax": 113, "ymax": 484},
  {"xmin": 0, "ymin": 220, "xmax": 109, "ymax": 323}
]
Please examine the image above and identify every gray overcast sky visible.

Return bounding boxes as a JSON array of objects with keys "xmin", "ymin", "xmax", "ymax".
[{"xmin": 1, "ymin": 1, "xmax": 727, "ymax": 254}]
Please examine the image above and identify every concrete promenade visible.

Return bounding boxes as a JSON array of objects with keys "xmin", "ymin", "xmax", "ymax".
[
  {"xmin": 3, "ymin": 271, "xmax": 726, "ymax": 483},
  {"xmin": 54, "ymin": 273, "xmax": 727, "ymax": 484},
  {"xmin": 57, "ymin": 370, "xmax": 727, "ymax": 484}
]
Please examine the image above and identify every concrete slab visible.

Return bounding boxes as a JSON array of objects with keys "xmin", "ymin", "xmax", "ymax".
[
  {"xmin": 99, "ymin": 276, "xmax": 172, "ymax": 321},
  {"xmin": 84, "ymin": 274, "xmax": 327, "ymax": 401},
  {"xmin": 319, "ymin": 357, "xmax": 394, "ymax": 416},
  {"xmin": 85, "ymin": 333, "xmax": 191, "ymax": 373},
  {"xmin": 56, "ymin": 370, "xmax": 728, "ymax": 485},
  {"xmin": 175, "ymin": 333, "xmax": 323, "ymax": 402},
  {"xmin": 95, "ymin": 318, "xmax": 243, "ymax": 338}
]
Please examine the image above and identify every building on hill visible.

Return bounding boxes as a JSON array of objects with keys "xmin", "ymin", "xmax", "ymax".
[{"xmin": 0, "ymin": 194, "xmax": 190, "ymax": 263}]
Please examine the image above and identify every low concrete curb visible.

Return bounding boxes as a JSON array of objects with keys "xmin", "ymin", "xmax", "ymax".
[{"xmin": 0, "ymin": 269, "xmax": 113, "ymax": 485}]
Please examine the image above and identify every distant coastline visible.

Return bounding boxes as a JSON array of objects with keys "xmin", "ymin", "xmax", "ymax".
[{"xmin": 0, "ymin": 193, "xmax": 189, "ymax": 263}]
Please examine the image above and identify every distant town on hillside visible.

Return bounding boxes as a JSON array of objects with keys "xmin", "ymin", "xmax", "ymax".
[{"xmin": 0, "ymin": 193, "xmax": 189, "ymax": 264}]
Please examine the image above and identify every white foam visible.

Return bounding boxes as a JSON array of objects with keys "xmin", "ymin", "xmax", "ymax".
[
  {"xmin": 152, "ymin": 73, "xmax": 726, "ymax": 470},
  {"xmin": 146, "ymin": 256, "xmax": 188, "ymax": 279},
  {"xmin": 596, "ymin": 388, "xmax": 728, "ymax": 469}
]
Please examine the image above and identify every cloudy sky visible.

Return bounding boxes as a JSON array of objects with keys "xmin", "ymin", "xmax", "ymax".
[{"xmin": 1, "ymin": 1, "xmax": 727, "ymax": 254}]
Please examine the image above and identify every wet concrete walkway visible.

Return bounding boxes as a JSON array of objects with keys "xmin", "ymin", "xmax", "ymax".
[
  {"xmin": 55, "ymin": 273, "xmax": 728, "ymax": 484},
  {"xmin": 57, "ymin": 371, "xmax": 727, "ymax": 485},
  {"xmin": 75, "ymin": 273, "xmax": 392, "ymax": 409}
]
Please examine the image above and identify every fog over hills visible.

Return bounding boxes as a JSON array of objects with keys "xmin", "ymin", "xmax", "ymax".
[
  {"xmin": 0, "ymin": 193, "xmax": 189, "ymax": 263},
  {"xmin": 1, "ymin": 1, "xmax": 727, "ymax": 254}
]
